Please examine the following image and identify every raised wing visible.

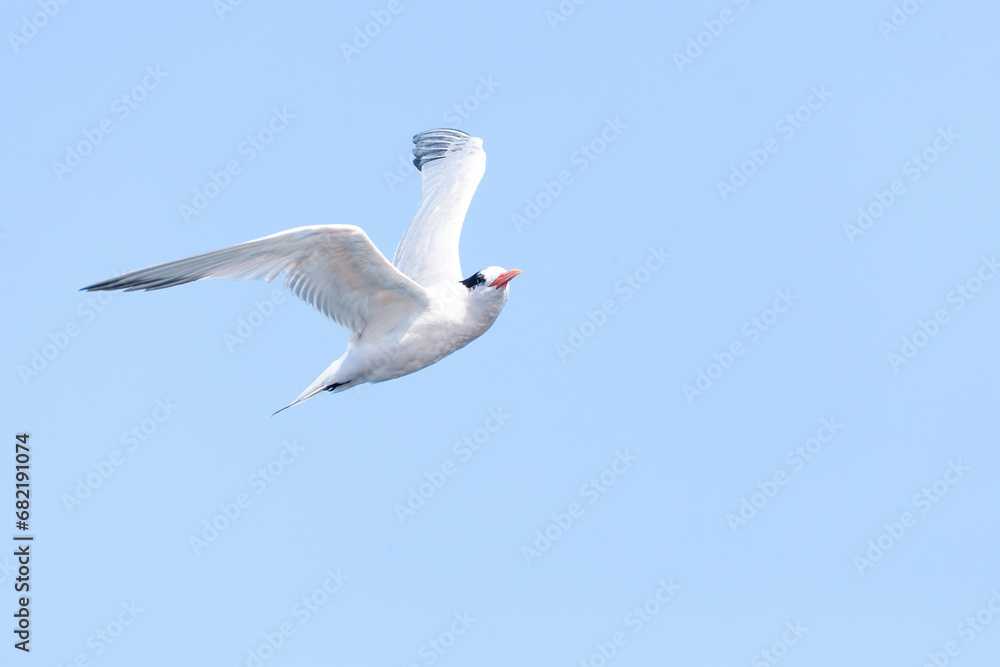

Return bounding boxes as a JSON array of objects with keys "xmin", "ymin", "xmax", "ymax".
[
  {"xmin": 83, "ymin": 225, "xmax": 429, "ymax": 335},
  {"xmin": 392, "ymin": 129, "xmax": 486, "ymax": 288}
]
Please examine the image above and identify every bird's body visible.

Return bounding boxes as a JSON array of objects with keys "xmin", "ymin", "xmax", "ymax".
[
  {"xmin": 83, "ymin": 129, "xmax": 520, "ymax": 413},
  {"xmin": 300, "ymin": 265, "xmax": 511, "ymax": 400}
]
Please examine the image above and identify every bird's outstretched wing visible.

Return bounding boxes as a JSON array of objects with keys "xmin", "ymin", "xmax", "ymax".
[
  {"xmin": 393, "ymin": 128, "xmax": 486, "ymax": 288},
  {"xmin": 83, "ymin": 225, "xmax": 428, "ymax": 335}
]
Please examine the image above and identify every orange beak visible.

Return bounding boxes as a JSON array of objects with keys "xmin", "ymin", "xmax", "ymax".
[{"xmin": 489, "ymin": 269, "xmax": 522, "ymax": 289}]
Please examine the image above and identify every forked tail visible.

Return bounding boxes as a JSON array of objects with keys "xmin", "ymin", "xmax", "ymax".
[{"xmin": 268, "ymin": 355, "xmax": 358, "ymax": 417}]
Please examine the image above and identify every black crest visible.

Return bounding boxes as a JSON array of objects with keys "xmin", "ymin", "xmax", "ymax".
[{"xmin": 460, "ymin": 272, "xmax": 486, "ymax": 290}]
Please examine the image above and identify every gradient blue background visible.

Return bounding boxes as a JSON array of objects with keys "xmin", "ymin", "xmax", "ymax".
[{"xmin": 4, "ymin": 0, "xmax": 1000, "ymax": 665}]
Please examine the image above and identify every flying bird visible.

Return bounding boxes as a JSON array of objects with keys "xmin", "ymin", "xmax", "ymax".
[{"xmin": 83, "ymin": 129, "xmax": 521, "ymax": 414}]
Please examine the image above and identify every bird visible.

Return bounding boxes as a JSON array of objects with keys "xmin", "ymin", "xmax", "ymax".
[{"xmin": 83, "ymin": 128, "xmax": 521, "ymax": 415}]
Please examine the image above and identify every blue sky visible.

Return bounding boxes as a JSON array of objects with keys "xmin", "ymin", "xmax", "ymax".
[{"xmin": 4, "ymin": 0, "xmax": 1000, "ymax": 665}]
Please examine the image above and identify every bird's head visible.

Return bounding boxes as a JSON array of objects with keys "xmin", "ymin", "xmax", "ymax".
[{"xmin": 461, "ymin": 266, "xmax": 522, "ymax": 298}]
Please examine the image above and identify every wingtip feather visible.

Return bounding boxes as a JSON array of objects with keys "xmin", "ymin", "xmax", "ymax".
[{"xmin": 412, "ymin": 128, "xmax": 473, "ymax": 171}]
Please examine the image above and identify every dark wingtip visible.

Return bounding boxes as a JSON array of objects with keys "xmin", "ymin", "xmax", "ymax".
[
  {"xmin": 411, "ymin": 128, "xmax": 471, "ymax": 171},
  {"xmin": 81, "ymin": 280, "xmax": 113, "ymax": 292}
]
